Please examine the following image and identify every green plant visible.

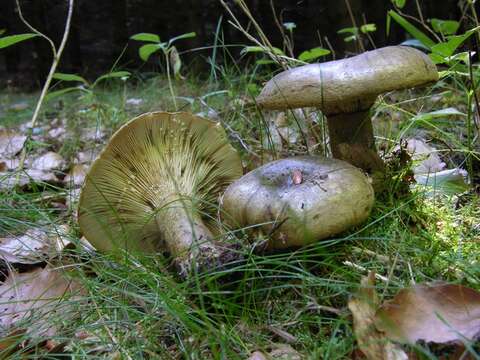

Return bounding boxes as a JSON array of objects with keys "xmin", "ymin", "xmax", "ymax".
[
  {"xmin": 337, "ymin": 23, "xmax": 377, "ymax": 43},
  {"xmin": 46, "ymin": 70, "xmax": 131, "ymax": 100},
  {"xmin": 130, "ymin": 31, "xmax": 196, "ymax": 110},
  {"xmin": 0, "ymin": 32, "xmax": 38, "ymax": 49}
]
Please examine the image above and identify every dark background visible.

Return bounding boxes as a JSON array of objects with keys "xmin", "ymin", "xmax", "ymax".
[{"xmin": 0, "ymin": 0, "xmax": 475, "ymax": 89}]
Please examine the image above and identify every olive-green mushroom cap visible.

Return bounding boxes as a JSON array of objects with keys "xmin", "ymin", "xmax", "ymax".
[
  {"xmin": 78, "ymin": 111, "xmax": 243, "ymax": 254},
  {"xmin": 256, "ymin": 46, "xmax": 438, "ymax": 115},
  {"xmin": 221, "ymin": 156, "xmax": 374, "ymax": 249}
]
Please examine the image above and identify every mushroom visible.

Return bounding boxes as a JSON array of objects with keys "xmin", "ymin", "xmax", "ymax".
[
  {"xmin": 78, "ymin": 112, "xmax": 243, "ymax": 276},
  {"xmin": 220, "ymin": 156, "xmax": 374, "ymax": 250},
  {"xmin": 256, "ymin": 46, "xmax": 438, "ymax": 174}
]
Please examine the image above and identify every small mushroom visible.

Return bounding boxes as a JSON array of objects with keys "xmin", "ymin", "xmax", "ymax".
[
  {"xmin": 256, "ymin": 46, "xmax": 438, "ymax": 174},
  {"xmin": 78, "ymin": 112, "xmax": 243, "ymax": 276},
  {"xmin": 220, "ymin": 156, "xmax": 374, "ymax": 249}
]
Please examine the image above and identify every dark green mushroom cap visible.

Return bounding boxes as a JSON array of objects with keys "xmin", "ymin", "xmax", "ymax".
[
  {"xmin": 78, "ymin": 112, "xmax": 243, "ymax": 271},
  {"xmin": 221, "ymin": 156, "xmax": 374, "ymax": 249},
  {"xmin": 256, "ymin": 46, "xmax": 438, "ymax": 115}
]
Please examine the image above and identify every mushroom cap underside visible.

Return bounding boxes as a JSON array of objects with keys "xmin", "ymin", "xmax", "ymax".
[
  {"xmin": 256, "ymin": 46, "xmax": 438, "ymax": 114},
  {"xmin": 221, "ymin": 156, "xmax": 374, "ymax": 249},
  {"xmin": 78, "ymin": 111, "xmax": 243, "ymax": 254}
]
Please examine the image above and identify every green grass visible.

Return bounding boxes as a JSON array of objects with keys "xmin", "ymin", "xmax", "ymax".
[{"xmin": 0, "ymin": 68, "xmax": 479, "ymax": 359}]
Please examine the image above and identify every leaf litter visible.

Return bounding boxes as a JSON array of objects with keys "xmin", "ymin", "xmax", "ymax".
[
  {"xmin": 349, "ymin": 273, "xmax": 480, "ymax": 359},
  {"xmin": 0, "ymin": 265, "xmax": 86, "ymax": 338}
]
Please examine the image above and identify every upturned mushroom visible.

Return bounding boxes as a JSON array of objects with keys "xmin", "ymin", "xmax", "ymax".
[
  {"xmin": 78, "ymin": 112, "xmax": 243, "ymax": 276},
  {"xmin": 256, "ymin": 46, "xmax": 438, "ymax": 174},
  {"xmin": 220, "ymin": 156, "xmax": 374, "ymax": 249}
]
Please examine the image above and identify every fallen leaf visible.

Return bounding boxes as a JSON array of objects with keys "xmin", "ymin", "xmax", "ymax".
[
  {"xmin": 0, "ymin": 158, "xmax": 20, "ymax": 171},
  {"xmin": 0, "ymin": 265, "xmax": 86, "ymax": 338},
  {"xmin": 81, "ymin": 127, "xmax": 105, "ymax": 143},
  {"xmin": 8, "ymin": 102, "xmax": 28, "ymax": 112},
  {"xmin": 375, "ymin": 283, "xmax": 480, "ymax": 344},
  {"xmin": 348, "ymin": 272, "xmax": 408, "ymax": 360},
  {"xmin": 404, "ymin": 138, "xmax": 446, "ymax": 175},
  {"xmin": 0, "ymin": 130, "xmax": 27, "ymax": 158},
  {"xmin": 414, "ymin": 168, "xmax": 469, "ymax": 195},
  {"xmin": 31, "ymin": 152, "xmax": 65, "ymax": 171},
  {"xmin": 248, "ymin": 351, "xmax": 268, "ymax": 360},
  {"xmin": 75, "ymin": 149, "xmax": 100, "ymax": 164},
  {"xmin": 248, "ymin": 344, "xmax": 302, "ymax": 360},
  {"xmin": 0, "ymin": 226, "xmax": 70, "ymax": 264},
  {"xmin": 0, "ymin": 169, "xmax": 60, "ymax": 191},
  {"xmin": 268, "ymin": 344, "xmax": 302, "ymax": 359},
  {"xmin": 64, "ymin": 164, "xmax": 88, "ymax": 187},
  {"xmin": 47, "ymin": 127, "xmax": 66, "ymax": 140},
  {"xmin": 125, "ymin": 98, "xmax": 143, "ymax": 106}
]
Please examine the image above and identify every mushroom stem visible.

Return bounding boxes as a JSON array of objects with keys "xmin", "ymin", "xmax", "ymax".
[
  {"xmin": 327, "ymin": 110, "xmax": 385, "ymax": 173},
  {"xmin": 155, "ymin": 200, "xmax": 216, "ymax": 274}
]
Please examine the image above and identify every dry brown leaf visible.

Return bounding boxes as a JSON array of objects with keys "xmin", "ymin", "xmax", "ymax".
[
  {"xmin": 248, "ymin": 351, "xmax": 268, "ymax": 360},
  {"xmin": 0, "ymin": 226, "xmax": 70, "ymax": 264},
  {"xmin": 0, "ymin": 158, "xmax": 20, "ymax": 171},
  {"xmin": 268, "ymin": 344, "xmax": 302, "ymax": 359},
  {"xmin": 64, "ymin": 164, "xmax": 88, "ymax": 187},
  {"xmin": 81, "ymin": 127, "xmax": 105, "ymax": 143},
  {"xmin": 248, "ymin": 344, "xmax": 302, "ymax": 360},
  {"xmin": 404, "ymin": 138, "xmax": 446, "ymax": 175},
  {"xmin": 75, "ymin": 149, "xmax": 100, "ymax": 165},
  {"xmin": 31, "ymin": 152, "xmax": 65, "ymax": 172},
  {"xmin": 375, "ymin": 283, "xmax": 480, "ymax": 344},
  {"xmin": 0, "ymin": 130, "xmax": 27, "ymax": 158},
  {"xmin": 348, "ymin": 272, "xmax": 408, "ymax": 360},
  {"xmin": 0, "ymin": 265, "xmax": 86, "ymax": 338}
]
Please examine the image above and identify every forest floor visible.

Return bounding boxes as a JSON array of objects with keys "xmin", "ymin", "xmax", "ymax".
[{"xmin": 0, "ymin": 72, "xmax": 479, "ymax": 359}]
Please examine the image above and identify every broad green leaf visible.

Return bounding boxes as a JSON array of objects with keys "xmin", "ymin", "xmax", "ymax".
[
  {"xmin": 53, "ymin": 72, "xmax": 88, "ymax": 84},
  {"xmin": 392, "ymin": 0, "xmax": 406, "ymax": 8},
  {"xmin": 94, "ymin": 71, "xmax": 131, "ymax": 85},
  {"xmin": 168, "ymin": 32, "xmax": 196, "ymax": 46},
  {"xmin": 344, "ymin": 35, "xmax": 357, "ymax": 42},
  {"xmin": 431, "ymin": 30, "xmax": 476, "ymax": 59},
  {"xmin": 412, "ymin": 107, "xmax": 466, "ymax": 122},
  {"xmin": 0, "ymin": 33, "xmax": 37, "ymax": 49},
  {"xmin": 360, "ymin": 23, "xmax": 377, "ymax": 33},
  {"xmin": 337, "ymin": 27, "xmax": 358, "ymax": 35},
  {"xmin": 430, "ymin": 19, "xmax": 459, "ymax": 36},
  {"xmin": 45, "ymin": 86, "xmax": 84, "ymax": 101},
  {"xmin": 256, "ymin": 59, "xmax": 276, "ymax": 65},
  {"xmin": 298, "ymin": 47, "xmax": 330, "ymax": 62},
  {"xmin": 130, "ymin": 33, "xmax": 160, "ymax": 43},
  {"xmin": 139, "ymin": 43, "xmax": 162, "ymax": 61},
  {"xmin": 429, "ymin": 52, "xmax": 447, "ymax": 64},
  {"xmin": 0, "ymin": 29, "xmax": 6, "ymax": 36},
  {"xmin": 388, "ymin": 11, "xmax": 435, "ymax": 49},
  {"xmin": 241, "ymin": 46, "xmax": 284, "ymax": 56}
]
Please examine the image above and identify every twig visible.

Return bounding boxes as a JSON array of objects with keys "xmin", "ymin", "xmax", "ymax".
[
  {"xmin": 269, "ymin": 0, "xmax": 293, "ymax": 58},
  {"xmin": 343, "ymin": 261, "xmax": 390, "ymax": 283},
  {"xmin": 344, "ymin": 0, "xmax": 365, "ymax": 52},
  {"xmin": 16, "ymin": 0, "xmax": 74, "ymax": 173},
  {"xmin": 219, "ymin": 0, "xmax": 290, "ymax": 70}
]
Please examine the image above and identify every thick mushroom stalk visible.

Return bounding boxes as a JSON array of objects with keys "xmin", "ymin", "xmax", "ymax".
[
  {"xmin": 221, "ymin": 156, "xmax": 374, "ymax": 249},
  {"xmin": 256, "ymin": 46, "xmax": 438, "ymax": 173},
  {"xmin": 78, "ymin": 112, "xmax": 243, "ymax": 276}
]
